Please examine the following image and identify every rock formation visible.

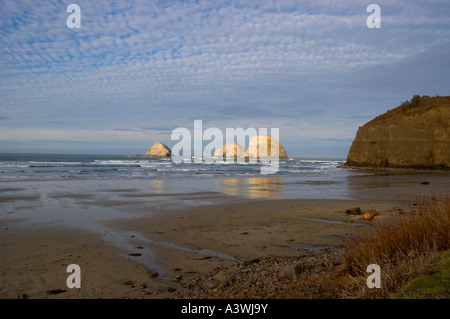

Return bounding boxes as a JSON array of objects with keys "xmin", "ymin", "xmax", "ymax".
[
  {"xmin": 145, "ymin": 141, "xmax": 171, "ymax": 157},
  {"xmin": 244, "ymin": 135, "xmax": 288, "ymax": 159},
  {"xmin": 345, "ymin": 95, "xmax": 450, "ymax": 169},
  {"xmin": 213, "ymin": 142, "xmax": 245, "ymax": 158}
]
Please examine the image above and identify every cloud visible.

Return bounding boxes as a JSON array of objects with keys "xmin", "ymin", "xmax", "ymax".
[
  {"xmin": 345, "ymin": 42, "xmax": 450, "ymax": 95},
  {"xmin": 0, "ymin": 127, "xmax": 157, "ymax": 142},
  {"xmin": 0, "ymin": 0, "xmax": 449, "ymax": 155}
]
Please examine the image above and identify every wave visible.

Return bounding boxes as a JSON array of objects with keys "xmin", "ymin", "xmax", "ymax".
[{"xmin": 0, "ymin": 155, "xmax": 347, "ymax": 182}]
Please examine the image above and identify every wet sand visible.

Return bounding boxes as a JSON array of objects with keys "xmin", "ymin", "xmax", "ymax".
[{"xmin": 0, "ymin": 172, "xmax": 449, "ymax": 298}]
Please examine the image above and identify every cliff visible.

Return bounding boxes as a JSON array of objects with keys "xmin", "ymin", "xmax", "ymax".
[{"xmin": 345, "ymin": 95, "xmax": 450, "ymax": 169}]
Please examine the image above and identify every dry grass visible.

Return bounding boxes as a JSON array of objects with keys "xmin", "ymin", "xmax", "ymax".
[
  {"xmin": 337, "ymin": 194, "xmax": 450, "ymax": 298},
  {"xmin": 185, "ymin": 194, "xmax": 450, "ymax": 299}
]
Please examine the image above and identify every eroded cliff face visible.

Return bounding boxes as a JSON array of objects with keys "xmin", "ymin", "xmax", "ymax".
[{"xmin": 345, "ymin": 95, "xmax": 450, "ymax": 169}]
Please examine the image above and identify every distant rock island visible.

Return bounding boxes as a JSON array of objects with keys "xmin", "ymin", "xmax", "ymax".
[
  {"xmin": 213, "ymin": 142, "xmax": 245, "ymax": 158},
  {"xmin": 345, "ymin": 95, "xmax": 450, "ymax": 169},
  {"xmin": 145, "ymin": 141, "xmax": 171, "ymax": 157},
  {"xmin": 144, "ymin": 135, "xmax": 288, "ymax": 160},
  {"xmin": 244, "ymin": 135, "xmax": 288, "ymax": 160}
]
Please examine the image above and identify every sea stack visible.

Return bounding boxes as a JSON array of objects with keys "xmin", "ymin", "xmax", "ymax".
[
  {"xmin": 213, "ymin": 142, "xmax": 245, "ymax": 158},
  {"xmin": 145, "ymin": 141, "xmax": 171, "ymax": 157},
  {"xmin": 244, "ymin": 135, "xmax": 288, "ymax": 159},
  {"xmin": 345, "ymin": 95, "xmax": 450, "ymax": 169}
]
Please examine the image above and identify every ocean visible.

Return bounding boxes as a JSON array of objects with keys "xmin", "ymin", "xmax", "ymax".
[
  {"xmin": 0, "ymin": 153, "xmax": 360, "ymax": 201},
  {"xmin": 0, "ymin": 153, "xmax": 347, "ymax": 181},
  {"xmin": 0, "ymin": 152, "xmax": 364, "ymax": 203}
]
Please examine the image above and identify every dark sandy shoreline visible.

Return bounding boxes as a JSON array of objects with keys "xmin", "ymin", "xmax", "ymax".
[{"xmin": 0, "ymin": 172, "xmax": 449, "ymax": 298}]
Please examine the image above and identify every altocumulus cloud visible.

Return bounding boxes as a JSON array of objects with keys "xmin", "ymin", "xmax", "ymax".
[{"xmin": 0, "ymin": 0, "xmax": 449, "ymax": 155}]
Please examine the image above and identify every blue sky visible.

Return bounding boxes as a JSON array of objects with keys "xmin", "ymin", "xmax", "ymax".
[{"xmin": 0, "ymin": 0, "xmax": 449, "ymax": 157}]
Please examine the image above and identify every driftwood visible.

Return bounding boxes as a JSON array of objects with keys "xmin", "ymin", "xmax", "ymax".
[
  {"xmin": 346, "ymin": 207, "xmax": 379, "ymax": 220},
  {"xmin": 364, "ymin": 209, "xmax": 379, "ymax": 221},
  {"xmin": 346, "ymin": 207, "xmax": 362, "ymax": 215}
]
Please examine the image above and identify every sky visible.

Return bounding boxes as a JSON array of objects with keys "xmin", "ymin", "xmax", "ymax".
[{"xmin": 0, "ymin": 0, "xmax": 449, "ymax": 157}]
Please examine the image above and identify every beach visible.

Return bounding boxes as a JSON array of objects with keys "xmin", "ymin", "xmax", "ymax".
[{"xmin": 1, "ymin": 165, "xmax": 449, "ymax": 299}]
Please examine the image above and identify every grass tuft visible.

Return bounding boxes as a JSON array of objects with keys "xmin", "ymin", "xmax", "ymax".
[{"xmin": 391, "ymin": 250, "xmax": 450, "ymax": 299}]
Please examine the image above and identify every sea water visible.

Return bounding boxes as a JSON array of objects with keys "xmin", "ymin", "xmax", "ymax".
[{"xmin": 0, "ymin": 153, "xmax": 361, "ymax": 201}]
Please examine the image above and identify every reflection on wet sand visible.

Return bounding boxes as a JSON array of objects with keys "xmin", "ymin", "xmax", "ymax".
[
  {"xmin": 151, "ymin": 180, "xmax": 166, "ymax": 194},
  {"xmin": 217, "ymin": 177, "xmax": 285, "ymax": 199},
  {"xmin": 247, "ymin": 177, "xmax": 284, "ymax": 199},
  {"xmin": 217, "ymin": 178, "xmax": 242, "ymax": 196}
]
